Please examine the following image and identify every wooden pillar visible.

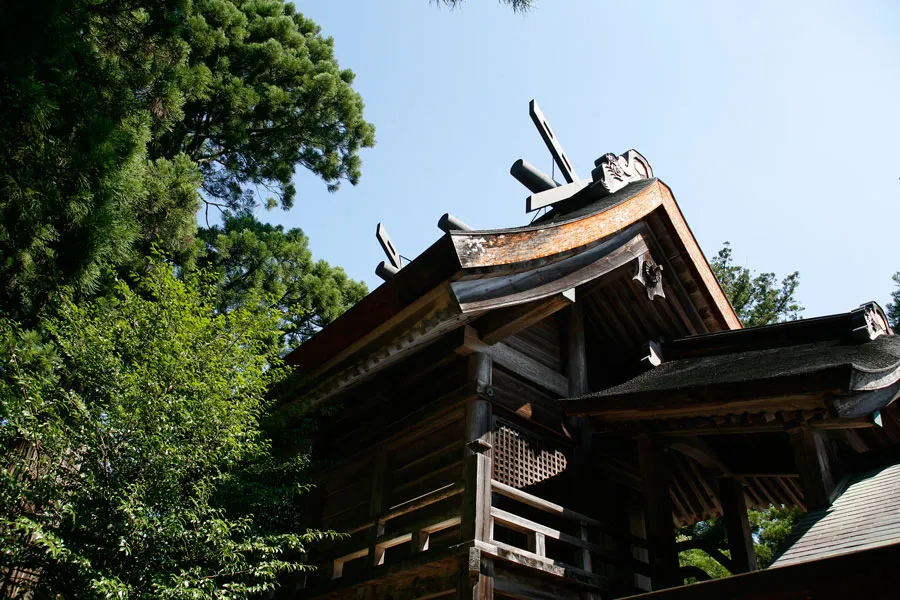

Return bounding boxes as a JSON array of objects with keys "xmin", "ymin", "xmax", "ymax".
[
  {"xmin": 718, "ymin": 476, "xmax": 758, "ymax": 573},
  {"xmin": 365, "ymin": 445, "xmax": 389, "ymax": 569},
  {"xmin": 637, "ymin": 435, "xmax": 679, "ymax": 590},
  {"xmin": 458, "ymin": 550, "xmax": 494, "ymax": 600},
  {"xmin": 566, "ymin": 302, "xmax": 596, "ymax": 581},
  {"xmin": 566, "ymin": 302, "xmax": 589, "ymax": 397},
  {"xmin": 790, "ymin": 427, "xmax": 834, "ymax": 510},
  {"xmin": 460, "ymin": 353, "xmax": 494, "ymax": 599},
  {"xmin": 609, "ymin": 483, "xmax": 638, "ymax": 596}
]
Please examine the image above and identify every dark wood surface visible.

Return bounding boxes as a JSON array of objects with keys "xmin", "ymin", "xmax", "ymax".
[{"xmin": 620, "ymin": 540, "xmax": 900, "ymax": 600}]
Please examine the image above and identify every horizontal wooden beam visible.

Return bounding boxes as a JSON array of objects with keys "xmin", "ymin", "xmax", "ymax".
[
  {"xmin": 474, "ymin": 540, "xmax": 609, "ymax": 591},
  {"xmin": 460, "ymin": 327, "xmax": 569, "ymax": 397},
  {"xmin": 598, "ymin": 414, "xmax": 878, "ymax": 437},
  {"xmin": 491, "ymin": 507, "xmax": 615, "ymax": 559},
  {"xmin": 562, "ymin": 371, "xmax": 847, "ymax": 421},
  {"xmin": 385, "ymin": 481, "xmax": 465, "ymax": 521},
  {"xmin": 490, "ymin": 480, "xmax": 602, "ymax": 527},
  {"xmin": 477, "ymin": 289, "xmax": 575, "ymax": 345}
]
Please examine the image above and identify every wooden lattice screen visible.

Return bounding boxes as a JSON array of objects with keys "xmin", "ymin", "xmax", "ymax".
[{"xmin": 491, "ymin": 418, "xmax": 568, "ymax": 489}]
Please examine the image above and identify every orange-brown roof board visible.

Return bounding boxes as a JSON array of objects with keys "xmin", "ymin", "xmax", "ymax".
[{"xmin": 282, "ymin": 178, "xmax": 740, "ymax": 405}]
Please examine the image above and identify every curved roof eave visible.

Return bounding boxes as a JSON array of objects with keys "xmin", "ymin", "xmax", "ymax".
[{"xmin": 282, "ymin": 178, "xmax": 740, "ymax": 404}]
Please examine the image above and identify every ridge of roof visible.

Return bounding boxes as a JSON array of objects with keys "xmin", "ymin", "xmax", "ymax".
[
  {"xmin": 578, "ymin": 334, "xmax": 900, "ymax": 402},
  {"xmin": 657, "ymin": 302, "xmax": 893, "ymax": 362}
]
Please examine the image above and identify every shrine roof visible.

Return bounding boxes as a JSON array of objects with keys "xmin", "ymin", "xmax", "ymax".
[
  {"xmin": 561, "ymin": 303, "xmax": 899, "ymax": 422},
  {"xmin": 532, "ymin": 176, "xmax": 657, "ymax": 225},
  {"xmin": 771, "ymin": 458, "xmax": 900, "ymax": 568},
  {"xmin": 280, "ymin": 177, "xmax": 739, "ymax": 407}
]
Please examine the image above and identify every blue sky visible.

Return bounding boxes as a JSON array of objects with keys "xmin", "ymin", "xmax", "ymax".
[{"xmin": 264, "ymin": 0, "xmax": 900, "ymax": 319}]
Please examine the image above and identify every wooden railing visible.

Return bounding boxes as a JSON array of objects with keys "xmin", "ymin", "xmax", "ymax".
[
  {"xmin": 322, "ymin": 477, "xmax": 654, "ymax": 590},
  {"xmin": 488, "ymin": 479, "xmax": 651, "ymax": 586},
  {"xmin": 330, "ymin": 481, "xmax": 464, "ymax": 578}
]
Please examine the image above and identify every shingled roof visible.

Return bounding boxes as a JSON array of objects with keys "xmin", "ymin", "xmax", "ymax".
[
  {"xmin": 561, "ymin": 303, "xmax": 899, "ymax": 425},
  {"xmin": 279, "ymin": 177, "xmax": 740, "ymax": 408},
  {"xmin": 771, "ymin": 459, "xmax": 900, "ymax": 568}
]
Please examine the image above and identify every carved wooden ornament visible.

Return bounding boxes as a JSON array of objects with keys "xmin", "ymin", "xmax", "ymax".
[
  {"xmin": 851, "ymin": 302, "xmax": 893, "ymax": 341},
  {"xmin": 633, "ymin": 253, "xmax": 665, "ymax": 301},
  {"xmin": 591, "ymin": 149, "xmax": 654, "ymax": 196}
]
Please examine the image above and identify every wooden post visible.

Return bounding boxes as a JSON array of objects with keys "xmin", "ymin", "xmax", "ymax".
[
  {"xmin": 637, "ymin": 435, "xmax": 679, "ymax": 590},
  {"xmin": 566, "ymin": 302, "xmax": 597, "ymax": 583},
  {"xmin": 460, "ymin": 353, "xmax": 494, "ymax": 599},
  {"xmin": 612, "ymin": 484, "xmax": 638, "ymax": 596},
  {"xmin": 718, "ymin": 476, "xmax": 758, "ymax": 573},
  {"xmin": 365, "ymin": 445, "xmax": 389, "ymax": 569},
  {"xmin": 566, "ymin": 302, "xmax": 589, "ymax": 397},
  {"xmin": 458, "ymin": 550, "xmax": 494, "ymax": 600},
  {"xmin": 790, "ymin": 427, "xmax": 834, "ymax": 510}
]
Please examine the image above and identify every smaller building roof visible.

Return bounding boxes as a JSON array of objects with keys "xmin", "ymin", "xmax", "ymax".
[
  {"xmin": 771, "ymin": 459, "xmax": 900, "ymax": 568},
  {"xmin": 561, "ymin": 303, "xmax": 899, "ymax": 424}
]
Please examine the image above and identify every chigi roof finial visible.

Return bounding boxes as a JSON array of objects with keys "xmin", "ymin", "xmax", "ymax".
[
  {"xmin": 375, "ymin": 222, "xmax": 401, "ymax": 281},
  {"xmin": 511, "ymin": 99, "xmax": 654, "ymax": 213}
]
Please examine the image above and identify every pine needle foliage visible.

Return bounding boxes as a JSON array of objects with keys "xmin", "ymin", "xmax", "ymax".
[
  {"xmin": 0, "ymin": 0, "xmax": 373, "ymax": 320},
  {"xmin": 710, "ymin": 242, "xmax": 803, "ymax": 327},
  {"xmin": 887, "ymin": 273, "xmax": 900, "ymax": 331}
]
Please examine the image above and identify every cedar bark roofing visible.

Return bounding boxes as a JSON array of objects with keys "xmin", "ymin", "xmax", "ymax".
[
  {"xmin": 561, "ymin": 311, "xmax": 900, "ymax": 422},
  {"xmin": 284, "ymin": 178, "xmax": 739, "ymax": 382},
  {"xmin": 771, "ymin": 460, "xmax": 900, "ymax": 568}
]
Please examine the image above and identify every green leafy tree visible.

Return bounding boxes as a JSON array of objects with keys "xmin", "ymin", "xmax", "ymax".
[
  {"xmin": 0, "ymin": 267, "xmax": 333, "ymax": 598},
  {"xmin": 887, "ymin": 273, "xmax": 900, "ymax": 330},
  {"xmin": 151, "ymin": 0, "xmax": 376, "ymax": 212},
  {"xmin": 710, "ymin": 242, "xmax": 803, "ymax": 327},
  {"xmin": 678, "ymin": 505, "xmax": 803, "ymax": 581},
  {"xmin": 193, "ymin": 214, "xmax": 367, "ymax": 350}
]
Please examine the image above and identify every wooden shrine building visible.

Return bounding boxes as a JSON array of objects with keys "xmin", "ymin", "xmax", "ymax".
[{"xmin": 274, "ymin": 104, "xmax": 900, "ymax": 599}]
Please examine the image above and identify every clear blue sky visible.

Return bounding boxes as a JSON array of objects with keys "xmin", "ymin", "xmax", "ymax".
[{"xmin": 264, "ymin": 0, "xmax": 900, "ymax": 319}]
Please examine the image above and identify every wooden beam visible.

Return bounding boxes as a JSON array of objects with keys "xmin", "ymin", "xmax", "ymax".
[
  {"xmin": 668, "ymin": 437, "xmax": 732, "ymax": 476},
  {"xmin": 602, "ymin": 414, "xmax": 877, "ymax": 437},
  {"xmin": 566, "ymin": 302, "xmax": 589, "ymax": 397},
  {"xmin": 612, "ymin": 539, "xmax": 900, "ymax": 600},
  {"xmin": 718, "ymin": 477, "xmax": 758, "ymax": 574},
  {"xmin": 365, "ymin": 445, "xmax": 389, "ymax": 569},
  {"xmin": 477, "ymin": 289, "xmax": 575, "ymax": 346},
  {"xmin": 460, "ymin": 327, "xmax": 569, "ymax": 397},
  {"xmin": 490, "ymin": 480, "xmax": 603, "ymax": 527},
  {"xmin": 789, "ymin": 427, "xmax": 834, "ymax": 510},
  {"xmin": 475, "ymin": 540, "xmax": 609, "ymax": 591},
  {"xmin": 637, "ymin": 436, "xmax": 679, "ymax": 590},
  {"xmin": 458, "ymin": 546, "xmax": 494, "ymax": 600},
  {"xmin": 461, "ymin": 353, "xmax": 493, "ymax": 544}
]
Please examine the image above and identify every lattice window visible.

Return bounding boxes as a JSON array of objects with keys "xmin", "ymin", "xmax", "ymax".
[{"xmin": 492, "ymin": 418, "xmax": 568, "ymax": 489}]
